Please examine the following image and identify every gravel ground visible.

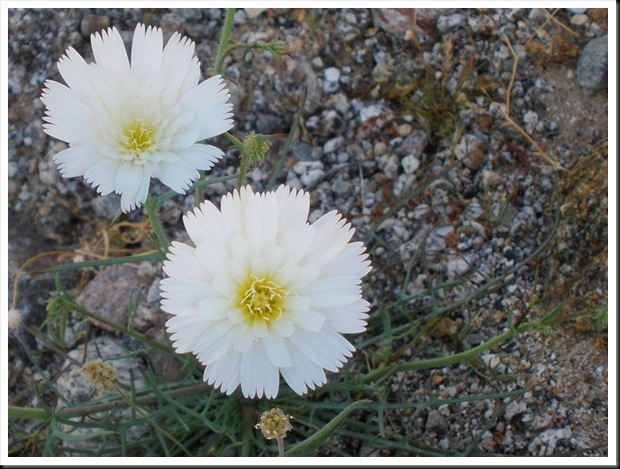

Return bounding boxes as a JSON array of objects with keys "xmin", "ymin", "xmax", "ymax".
[{"xmin": 6, "ymin": 7, "xmax": 610, "ymax": 458}]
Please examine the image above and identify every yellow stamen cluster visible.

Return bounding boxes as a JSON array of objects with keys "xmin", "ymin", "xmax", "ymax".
[
  {"xmin": 120, "ymin": 119, "xmax": 156, "ymax": 158},
  {"xmin": 239, "ymin": 275, "xmax": 288, "ymax": 323}
]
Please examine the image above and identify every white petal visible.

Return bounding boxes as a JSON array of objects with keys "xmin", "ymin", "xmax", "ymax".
[
  {"xmin": 120, "ymin": 171, "xmax": 150, "ymax": 212},
  {"xmin": 280, "ymin": 343, "xmax": 327, "ymax": 395},
  {"xmin": 130, "ymin": 24, "xmax": 163, "ymax": 81},
  {"xmin": 321, "ymin": 299, "xmax": 370, "ymax": 334},
  {"xmin": 307, "ymin": 289, "xmax": 363, "ymax": 308},
  {"xmin": 41, "ymin": 81, "xmax": 99, "ymax": 144},
  {"xmin": 182, "ymin": 75, "xmax": 232, "ymax": 109},
  {"xmin": 302, "ymin": 211, "xmax": 354, "ymax": 269},
  {"xmin": 192, "ymin": 321, "xmax": 237, "ymax": 365},
  {"xmin": 198, "ymin": 296, "xmax": 233, "ymax": 321},
  {"xmin": 286, "ymin": 308, "xmax": 325, "ymax": 332},
  {"xmin": 175, "ymin": 144, "xmax": 223, "ymax": 170},
  {"xmin": 262, "ymin": 332, "xmax": 292, "ymax": 368},
  {"xmin": 90, "ymin": 27, "xmax": 130, "ymax": 87},
  {"xmin": 83, "ymin": 158, "xmax": 122, "ymax": 195},
  {"xmin": 232, "ymin": 325, "xmax": 256, "ymax": 354},
  {"xmin": 320, "ymin": 242, "xmax": 372, "ymax": 278},
  {"xmin": 157, "ymin": 159, "xmax": 198, "ymax": 194},
  {"xmin": 292, "ymin": 328, "xmax": 354, "ymax": 372},
  {"xmin": 53, "ymin": 146, "xmax": 108, "ymax": 178},
  {"xmin": 204, "ymin": 351, "xmax": 242, "ymax": 395},
  {"xmin": 165, "ymin": 315, "xmax": 208, "ymax": 353},
  {"xmin": 160, "ymin": 32, "xmax": 199, "ymax": 103},
  {"xmin": 240, "ymin": 344, "xmax": 279, "ymax": 399},
  {"xmin": 183, "ymin": 201, "xmax": 231, "ymax": 253},
  {"xmin": 56, "ymin": 47, "xmax": 91, "ymax": 96},
  {"xmin": 162, "ymin": 242, "xmax": 203, "ymax": 279},
  {"xmin": 160, "ymin": 277, "xmax": 208, "ymax": 308}
]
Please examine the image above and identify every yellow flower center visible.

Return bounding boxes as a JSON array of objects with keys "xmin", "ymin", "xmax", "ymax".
[
  {"xmin": 120, "ymin": 119, "xmax": 156, "ymax": 160},
  {"xmin": 238, "ymin": 275, "xmax": 288, "ymax": 323}
]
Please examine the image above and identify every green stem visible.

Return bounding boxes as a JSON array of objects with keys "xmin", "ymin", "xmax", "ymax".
[
  {"xmin": 9, "ymin": 382, "xmax": 213, "ymax": 421},
  {"xmin": 265, "ymin": 87, "xmax": 307, "ymax": 191},
  {"xmin": 144, "ymin": 197, "xmax": 169, "ymax": 253},
  {"xmin": 112, "ymin": 382, "xmax": 192, "ymax": 457},
  {"xmin": 241, "ymin": 400, "xmax": 256, "ymax": 457},
  {"xmin": 213, "ymin": 8, "xmax": 237, "ymax": 76},
  {"xmin": 159, "ymin": 173, "xmax": 237, "ymax": 205},
  {"xmin": 8, "ymin": 405, "xmax": 50, "ymax": 420},
  {"xmin": 276, "ymin": 437, "xmax": 285, "ymax": 457},
  {"xmin": 194, "ymin": 170, "xmax": 205, "ymax": 207},
  {"xmin": 237, "ymin": 155, "xmax": 249, "ymax": 191},
  {"xmin": 61, "ymin": 296, "xmax": 171, "ymax": 354},
  {"xmin": 349, "ymin": 320, "xmax": 539, "ymax": 389},
  {"xmin": 194, "ymin": 8, "xmax": 236, "ymax": 205},
  {"xmin": 224, "ymin": 132, "xmax": 247, "ymax": 190}
]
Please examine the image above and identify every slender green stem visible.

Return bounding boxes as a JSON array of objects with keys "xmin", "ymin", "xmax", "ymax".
[
  {"xmin": 144, "ymin": 197, "xmax": 169, "ymax": 253},
  {"xmin": 112, "ymin": 382, "xmax": 192, "ymax": 457},
  {"xmin": 213, "ymin": 8, "xmax": 237, "ymax": 76},
  {"xmin": 276, "ymin": 437, "xmax": 285, "ymax": 457},
  {"xmin": 340, "ymin": 320, "xmax": 539, "ymax": 391},
  {"xmin": 224, "ymin": 132, "xmax": 247, "ymax": 190},
  {"xmin": 8, "ymin": 405, "xmax": 50, "ymax": 420},
  {"xmin": 266, "ymin": 87, "xmax": 307, "ymax": 191},
  {"xmin": 9, "ymin": 382, "xmax": 213, "ymax": 421},
  {"xmin": 225, "ymin": 131, "xmax": 244, "ymax": 151},
  {"xmin": 194, "ymin": 8, "xmax": 236, "ymax": 205},
  {"xmin": 61, "ymin": 296, "xmax": 171, "ymax": 354},
  {"xmin": 194, "ymin": 170, "xmax": 205, "ymax": 207},
  {"xmin": 159, "ymin": 173, "xmax": 238, "ymax": 205},
  {"xmin": 237, "ymin": 155, "xmax": 249, "ymax": 191},
  {"xmin": 241, "ymin": 402, "xmax": 256, "ymax": 457}
]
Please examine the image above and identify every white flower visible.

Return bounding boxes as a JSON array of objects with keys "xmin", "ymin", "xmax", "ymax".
[
  {"xmin": 41, "ymin": 24, "xmax": 233, "ymax": 212},
  {"xmin": 160, "ymin": 185, "xmax": 372, "ymax": 399}
]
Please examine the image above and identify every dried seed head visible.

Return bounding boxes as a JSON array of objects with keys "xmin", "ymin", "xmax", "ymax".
[
  {"xmin": 255, "ymin": 407, "xmax": 293, "ymax": 440},
  {"xmin": 82, "ymin": 359, "xmax": 117, "ymax": 392},
  {"xmin": 8, "ymin": 308, "xmax": 22, "ymax": 333}
]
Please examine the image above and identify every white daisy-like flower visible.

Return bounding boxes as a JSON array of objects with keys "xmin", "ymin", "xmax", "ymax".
[
  {"xmin": 40, "ymin": 23, "xmax": 233, "ymax": 212},
  {"xmin": 160, "ymin": 185, "xmax": 372, "ymax": 399}
]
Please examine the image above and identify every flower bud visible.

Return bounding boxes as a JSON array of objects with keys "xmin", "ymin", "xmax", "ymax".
[{"xmin": 242, "ymin": 131, "xmax": 271, "ymax": 166}]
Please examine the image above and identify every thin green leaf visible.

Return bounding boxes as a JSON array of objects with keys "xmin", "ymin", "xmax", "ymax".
[
  {"xmin": 265, "ymin": 87, "xmax": 307, "ymax": 191},
  {"xmin": 284, "ymin": 399, "xmax": 372, "ymax": 457},
  {"xmin": 51, "ymin": 418, "xmax": 115, "ymax": 442}
]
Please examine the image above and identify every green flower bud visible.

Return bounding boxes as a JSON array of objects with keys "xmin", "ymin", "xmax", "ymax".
[{"xmin": 242, "ymin": 131, "xmax": 271, "ymax": 167}]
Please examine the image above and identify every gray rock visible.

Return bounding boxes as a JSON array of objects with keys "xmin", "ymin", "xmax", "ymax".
[
  {"xmin": 401, "ymin": 154, "xmax": 420, "ymax": 175},
  {"xmin": 577, "ymin": 35, "xmax": 608, "ymax": 91},
  {"xmin": 256, "ymin": 113, "xmax": 281, "ymax": 135},
  {"xmin": 359, "ymin": 104, "xmax": 383, "ymax": 123},
  {"xmin": 75, "ymin": 263, "xmax": 165, "ymax": 333},
  {"xmin": 293, "ymin": 161, "xmax": 325, "ymax": 187},
  {"xmin": 323, "ymin": 136, "xmax": 345, "ymax": 154},
  {"xmin": 323, "ymin": 67, "xmax": 341, "ymax": 93},
  {"xmin": 291, "ymin": 142, "xmax": 315, "ymax": 162},
  {"xmin": 331, "ymin": 179, "xmax": 353, "ymax": 197},
  {"xmin": 437, "ymin": 13, "xmax": 465, "ymax": 33},
  {"xmin": 426, "ymin": 409, "xmax": 448, "ymax": 433},
  {"xmin": 393, "ymin": 130, "xmax": 428, "ymax": 157}
]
